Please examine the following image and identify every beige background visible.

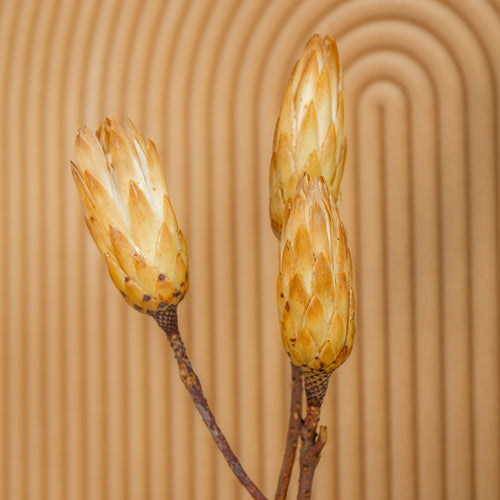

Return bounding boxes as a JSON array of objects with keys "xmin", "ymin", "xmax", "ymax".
[{"xmin": 1, "ymin": 0, "xmax": 499, "ymax": 499}]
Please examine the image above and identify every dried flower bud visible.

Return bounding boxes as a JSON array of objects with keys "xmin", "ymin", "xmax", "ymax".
[
  {"xmin": 277, "ymin": 174, "xmax": 355, "ymax": 405},
  {"xmin": 270, "ymin": 34, "xmax": 346, "ymax": 238},
  {"xmin": 71, "ymin": 118, "xmax": 188, "ymax": 313}
]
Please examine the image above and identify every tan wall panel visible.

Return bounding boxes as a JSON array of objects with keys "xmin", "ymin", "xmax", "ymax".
[{"xmin": 1, "ymin": 1, "xmax": 499, "ymax": 499}]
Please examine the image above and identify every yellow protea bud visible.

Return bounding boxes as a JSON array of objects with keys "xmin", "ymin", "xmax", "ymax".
[
  {"xmin": 270, "ymin": 34, "xmax": 346, "ymax": 238},
  {"xmin": 71, "ymin": 117, "xmax": 188, "ymax": 313},
  {"xmin": 277, "ymin": 174, "xmax": 354, "ymax": 406}
]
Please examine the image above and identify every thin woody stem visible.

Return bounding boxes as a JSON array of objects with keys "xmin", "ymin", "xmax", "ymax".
[
  {"xmin": 154, "ymin": 305, "xmax": 267, "ymax": 500},
  {"xmin": 297, "ymin": 405, "xmax": 327, "ymax": 499},
  {"xmin": 274, "ymin": 363, "xmax": 303, "ymax": 500}
]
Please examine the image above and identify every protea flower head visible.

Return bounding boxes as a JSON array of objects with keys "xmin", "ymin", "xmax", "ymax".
[
  {"xmin": 71, "ymin": 117, "xmax": 188, "ymax": 314},
  {"xmin": 277, "ymin": 173, "xmax": 355, "ymax": 406},
  {"xmin": 270, "ymin": 34, "xmax": 346, "ymax": 238}
]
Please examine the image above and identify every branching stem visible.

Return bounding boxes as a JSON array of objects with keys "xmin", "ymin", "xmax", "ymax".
[{"xmin": 154, "ymin": 305, "xmax": 267, "ymax": 500}]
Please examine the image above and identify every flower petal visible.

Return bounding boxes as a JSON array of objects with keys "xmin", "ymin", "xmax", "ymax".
[
  {"xmin": 328, "ymin": 307, "xmax": 347, "ymax": 358},
  {"xmin": 109, "ymin": 224, "xmax": 141, "ymax": 278},
  {"xmin": 129, "ymin": 180, "xmax": 157, "ymax": 257},
  {"xmin": 155, "ymin": 221, "xmax": 177, "ymax": 275},
  {"xmin": 302, "ymin": 295, "xmax": 327, "ymax": 347},
  {"xmin": 83, "ymin": 171, "xmax": 125, "ymax": 229},
  {"xmin": 84, "ymin": 214, "xmax": 112, "ymax": 256},
  {"xmin": 295, "ymin": 327, "xmax": 316, "ymax": 365},
  {"xmin": 296, "ymin": 102, "xmax": 318, "ymax": 170},
  {"xmin": 74, "ymin": 127, "xmax": 110, "ymax": 191}
]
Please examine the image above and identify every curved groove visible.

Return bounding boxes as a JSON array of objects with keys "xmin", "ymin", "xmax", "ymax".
[
  {"xmin": 486, "ymin": 0, "xmax": 500, "ymax": 16},
  {"xmin": 353, "ymin": 73, "xmax": 420, "ymax": 500},
  {"xmin": 244, "ymin": 2, "xmax": 294, "ymax": 490},
  {"xmin": 155, "ymin": 1, "xmax": 189, "ymax": 179},
  {"xmin": 204, "ymin": 0, "xmax": 246, "ymax": 491},
  {"xmin": 355, "ymin": 75, "xmax": 424, "ymax": 498},
  {"xmin": 206, "ymin": 0, "xmax": 278, "ymax": 495},
  {"xmin": 356, "ymin": 81, "xmax": 405, "ymax": 500},
  {"xmin": 6, "ymin": 3, "xmax": 42, "ymax": 500},
  {"xmin": 151, "ymin": 4, "xmax": 191, "ymax": 500},
  {"xmin": 100, "ymin": 0, "xmax": 134, "ymax": 114},
  {"xmin": 127, "ymin": 1, "xmax": 165, "ymax": 127},
  {"xmin": 194, "ymin": 2, "xmax": 257, "ymax": 497},
  {"xmin": 58, "ymin": 3, "xmax": 99, "ymax": 499},
  {"xmin": 221, "ymin": 1, "xmax": 311, "ymax": 493},
  {"xmin": 54, "ymin": 17, "xmax": 90, "ymax": 500},
  {"xmin": 326, "ymin": 0, "xmax": 495, "ymax": 90},
  {"xmin": 362, "ymin": 76, "xmax": 418, "ymax": 500},
  {"xmin": 165, "ymin": 3, "xmax": 217, "ymax": 498},
  {"xmin": 147, "ymin": 0, "xmax": 187, "ymax": 145},
  {"xmin": 57, "ymin": 4, "xmax": 87, "ymax": 498},
  {"xmin": 0, "ymin": 2, "xmax": 24, "ymax": 499},
  {"xmin": 351, "ymin": 56, "xmax": 439, "ymax": 500},
  {"xmin": 108, "ymin": 4, "xmax": 157, "ymax": 500},
  {"xmin": 344, "ymin": 28, "xmax": 460, "ymax": 500},
  {"xmin": 179, "ymin": 2, "xmax": 217, "ymax": 498},
  {"xmin": 139, "ymin": 4, "xmax": 181, "ymax": 499},
  {"xmin": 185, "ymin": 3, "xmax": 235, "ymax": 496},
  {"xmin": 221, "ymin": 3, "xmax": 307, "ymax": 494},
  {"xmin": 56, "ymin": 0, "xmax": 85, "ymax": 493},
  {"xmin": 0, "ymin": 5, "xmax": 17, "ymax": 498},
  {"xmin": 189, "ymin": 2, "xmax": 220, "ymax": 493},
  {"xmin": 142, "ymin": 4, "xmax": 185, "ymax": 500},
  {"xmin": 444, "ymin": 2, "xmax": 498, "ymax": 141},
  {"xmin": 35, "ymin": 2, "xmax": 66, "ymax": 499},
  {"xmin": 211, "ymin": 0, "xmax": 269, "ymax": 491},
  {"xmin": 86, "ymin": 5, "xmax": 125, "ymax": 500},
  {"xmin": 119, "ymin": 1, "xmax": 154, "ymax": 122},
  {"xmin": 61, "ymin": 2, "xmax": 102, "ymax": 500},
  {"xmin": 442, "ymin": 4, "xmax": 500, "ymax": 496}
]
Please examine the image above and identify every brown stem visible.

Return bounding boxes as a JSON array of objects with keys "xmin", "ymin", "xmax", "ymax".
[
  {"xmin": 274, "ymin": 363, "xmax": 303, "ymax": 500},
  {"xmin": 154, "ymin": 305, "xmax": 267, "ymax": 500},
  {"xmin": 297, "ymin": 405, "xmax": 327, "ymax": 499}
]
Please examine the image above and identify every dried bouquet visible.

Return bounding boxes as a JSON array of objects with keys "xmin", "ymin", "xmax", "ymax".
[{"xmin": 71, "ymin": 34, "xmax": 355, "ymax": 499}]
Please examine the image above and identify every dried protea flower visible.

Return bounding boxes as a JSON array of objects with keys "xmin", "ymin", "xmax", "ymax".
[
  {"xmin": 71, "ymin": 118, "xmax": 188, "ymax": 313},
  {"xmin": 270, "ymin": 34, "xmax": 346, "ymax": 238},
  {"xmin": 277, "ymin": 174, "xmax": 354, "ymax": 406}
]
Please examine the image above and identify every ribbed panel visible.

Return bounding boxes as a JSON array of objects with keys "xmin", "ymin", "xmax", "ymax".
[{"xmin": 1, "ymin": 1, "xmax": 499, "ymax": 499}]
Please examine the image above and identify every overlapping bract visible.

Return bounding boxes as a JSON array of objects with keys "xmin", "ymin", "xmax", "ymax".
[
  {"xmin": 269, "ymin": 34, "xmax": 346, "ymax": 238},
  {"xmin": 277, "ymin": 175, "xmax": 355, "ymax": 374},
  {"xmin": 71, "ymin": 118, "xmax": 188, "ymax": 313}
]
